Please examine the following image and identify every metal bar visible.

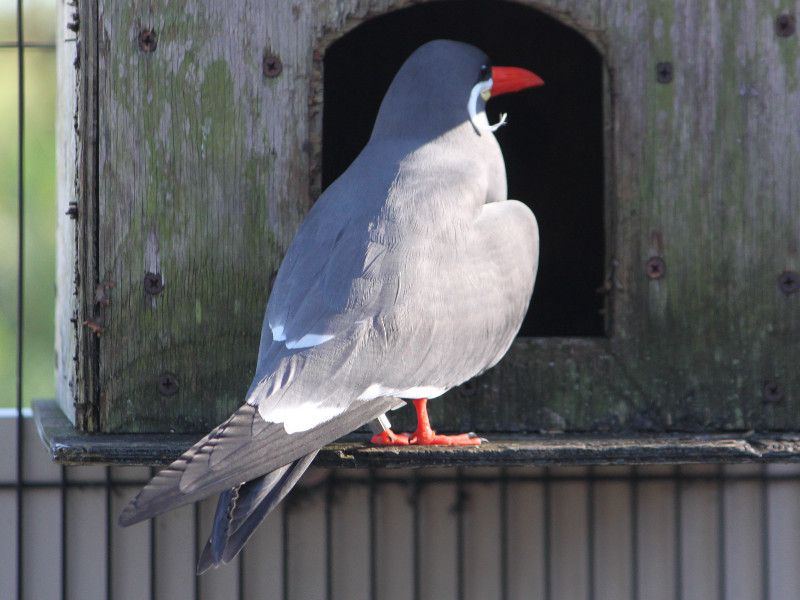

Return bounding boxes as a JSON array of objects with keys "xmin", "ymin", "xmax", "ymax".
[
  {"xmin": 543, "ymin": 468, "xmax": 552, "ymax": 600},
  {"xmin": 368, "ymin": 469, "xmax": 377, "ymax": 600},
  {"xmin": 150, "ymin": 509, "xmax": 156, "ymax": 600},
  {"xmin": 325, "ymin": 472, "xmax": 334, "ymax": 600},
  {"xmin": 411, "ymin": 471, "xmax": 421, "ymax": 600},
  {"xmin": 673, "ymin": 466, "xmax": 683, "ymax": 600},
  {"xmin": 3, "ymin": 468, "xmax": 800, "ymax": 492},
  {"xmin": 0, "ymin": 41, "xmax": 56, "ymax": 48},
  {"xmin": 455, "ymin": 469, "xmax": 465, "ymax": 600},
  {"xmin": 238, "ymin": 544, "xmax": 245, "ymax": 600},
  {"xmin": 106, "ymin": 467, "xmax": 113, "ymax": 600},
  {"xmin": 499, "ymin": 468, "xmax": 509, "ymax": 600},
  {"xmin": 587, "ymin": 467, "xmax": 596, "ymax": 600},
  {"xmin": 717, "ymin": 465, "xmax": 726, "ymax": 600},
  {"xmin": 149, "ymin": 467, "xmax": 159, "ymax": 600},
  {"xmin": 630, "ymin": 467, "xmax": 639, "ymax": 600},
  {"xmin": 193, "ymin": 501, "xmax": 200, "ymax": 600},
  {"xmin": 282, "ymin": 502, "xmax": 290, "ymax": 600},
  {"xmin": 760, "ymin": 466, "xmax": 770, "ymax": 600},
  {"xmin": 15, "ymin": 0, "xmax": 25, "ymax": 597},
  {"xmin": 61, "ymin": 466, "xmax": 68, "ymax": 600}
]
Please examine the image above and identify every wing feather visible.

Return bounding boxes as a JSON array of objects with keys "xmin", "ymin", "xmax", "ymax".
[{"xmin": 118, "ymin": 396, "xmax": 400, "ymax": 527}]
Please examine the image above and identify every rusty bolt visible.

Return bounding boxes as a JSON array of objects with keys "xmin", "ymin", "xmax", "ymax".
[
  {"xmin": 263, "ymin": 53, "xmax": 283, "ymax": 78},
  {"xmin": 138, "ymin": 28, "xmax": 158, "ymax": 53},
  {"xmin": 778, "ymin": 270, "xmax": 800, "ymax": 295},
  {"xmin": 776, "ymin": 14, "xmax": 796, "ymax": 37},
  {"xmin": 65, "ymin": 202, "xmax": 79, "ymax": 219},
  {"xmin": 645, "ymin": 256, "xmax": 666, "ymax": 280},
  {"xmin": 763, "ymin": 381, "xmax": 784, "ymax": 403},
  {"xmin": 157, "ymin": 373, "xmax": 179, "ymax": 397},
  {"xmin": 143, "ymin": 271, "xmax": 164, "ymax": 295},
  {"xmin": 656, "ymin": 62, "xmax": 673, "ymax": 84}
]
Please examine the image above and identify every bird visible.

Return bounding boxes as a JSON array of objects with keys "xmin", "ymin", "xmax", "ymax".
[{"xmin": 119, "ymin": 39, "xmax": 543, "ymax": 573}]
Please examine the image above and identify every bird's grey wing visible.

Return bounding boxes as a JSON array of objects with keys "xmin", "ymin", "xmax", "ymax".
[
  {"xmin": 197, "ymin": 451, "xmax": 318, "ymax": 573},
  {"xmin": 118, "ymin": 396, "xmax": 399, "ymax": 526}
]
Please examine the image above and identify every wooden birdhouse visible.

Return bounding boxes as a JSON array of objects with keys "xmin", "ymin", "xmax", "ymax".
[{"xmin": 40, "ymin": 0, "xmax": 800, "ymax": 464}]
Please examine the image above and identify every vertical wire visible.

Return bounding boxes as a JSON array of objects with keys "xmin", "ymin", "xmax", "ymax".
[
  {"xmin": 587, "ymin": 468, "xmax": 596, "ymax": 600},
  {"xmin": 630, "ymin": 467, "xmax": 639, "ymax": 600},
  {"xmin": 411, "ymin": 471, "xmax": 421, "ymax": 600},
  {"xmin": 760, "ymin": 465, "xmax": 770, "ymax": 600},
  {"xmin": 61, "ymin": 466, "xmax": 68, "ymax": 600},
  {"xmin": 148, "ymin": 467, "xmax": 159, "ymax": 600},
  {"xmin": 499, "ymin": 468, "xmax": 509, "ymax": 600},
  {"xmin": 149, "ymin": 467, "xmax": 157, "ymax": 600},
  {"xmin": 105, "ymin": 467, "xmax": 113, "ymax": 600},
  {"xmin": 282, "ymin": 502, "xmax": 290, "ymax": 600},
  {"xmin": 673, "ymin": 466, "xmax": 683, "ymax": 600},
  {"xmin": 15, "ymin": 0, "xmax": 25, "ymax": 598},
  {"xmin": 149, "ymin": 511, "xmax": 156, "ymax": 600},
  {"xmin": 238, "ymin": 546, "xmax": 245, "ymax": 600},
  {"xmin": 455, "ymin": 469, "xmax": 465, "ymax": 600},
  {"xmin": 193, "ymin": 502, "xmax": 200, "ymax": 600},
  {"xmin": 368, "ymin": 469, "xmax": 377, "ymax": 600},
  {"xmin": 325, "ymin": 472, "xmax": 334, "ymax": 600},
  {"xmin": 543, "ymin": 467, "xmax": 552, "ymax": 600},
  {"xmin": 717, "ymin": 465, "xmax": 726, "ymax": 600}
]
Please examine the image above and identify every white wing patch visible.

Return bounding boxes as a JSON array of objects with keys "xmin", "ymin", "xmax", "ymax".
[
  {"xmin": 270, "ymin": 323, "xmax": 286, "ymax": 342},
  {"xmin": 359, "ymin": 383, "xmax": 446, "ymax": 400},
  {"xmin": 285, "ymin": 333, "xmax": 335, "ymax": 349},
  {"xmin": 262, "ymin": 402, "xmax": 346, "ymax": 434},
  {"xmin": 270, "ymin": 322, "xmax": 333, "ymax": 349}
]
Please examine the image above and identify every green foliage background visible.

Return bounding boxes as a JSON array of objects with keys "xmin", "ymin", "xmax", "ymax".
[{"xmin": 0, "ymin": 1, "xmax": 57, "ymax": 407}]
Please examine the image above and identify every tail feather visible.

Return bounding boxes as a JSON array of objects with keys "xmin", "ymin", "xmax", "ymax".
[{"xmin": 196, "ymin": 451, "xmax": 319, "ymax": 574}]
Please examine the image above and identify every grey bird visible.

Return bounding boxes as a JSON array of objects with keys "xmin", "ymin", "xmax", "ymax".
[{"xmin": 119, "ymin": 39, "xmax": 543, "ymax": 572}]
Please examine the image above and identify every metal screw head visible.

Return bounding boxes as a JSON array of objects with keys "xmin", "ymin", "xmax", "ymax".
[
  {"xmin": 778, "ymin": 270, "xmax": 800, "ymax": 295},
  {"xmin": 763, "ymin": 381, "xmax": 784, "ymax": 403},
  {"xmin": 645, "ymin": 256, "xmax": 666, "ymax": 280},
  {"xmin": 776, "ymin": 14, "xmax": 796, "ymax": 37},
  {"xmin": 157, "ymin": 373, "xmax": 179, "ymax": 397},
  {"xmin": 65, "ymin": 202, "xmax": 79, "ymax": 219},
  {"xmin": 143, "ymin": 272, "xmax": 164, "ymax": 295},
  {"xmin": 656, "ymin": 62, "xmax": 673, "ymax": 84},
  {"xmin": 138, "ymin": 28, "xmax": 158, "ymax": 53},
  {"xmin": 263, "ymin": 53, "xmax": 283, "ymax": 78}
]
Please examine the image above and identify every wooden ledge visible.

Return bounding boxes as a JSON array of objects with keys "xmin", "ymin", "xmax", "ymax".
[{"xmin": 34, "ymin": 400, "xmax": 800, "ymax": 467}]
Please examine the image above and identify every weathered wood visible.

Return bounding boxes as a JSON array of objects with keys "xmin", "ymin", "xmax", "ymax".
[
  {"xmin": 56, "ymin": 0, "xmax": 800, "ymax": 435},
  {"xmin": 33, "ymin": 401, "xmax": 800, "ymax": 467}
]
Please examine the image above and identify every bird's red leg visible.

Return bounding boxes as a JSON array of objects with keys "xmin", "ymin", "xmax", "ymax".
[
  {"xmin": 408, "ymin": 398, "xmax": 483, "ymax": 446},
  {"xmin": 370, "ymin": 398, "xmax": 484, "ymax": 446}
]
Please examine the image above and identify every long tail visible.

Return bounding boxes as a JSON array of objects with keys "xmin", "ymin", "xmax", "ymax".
[{"xmin": 197, "ymin": 450, "xmax": 319, "ymax": 574}]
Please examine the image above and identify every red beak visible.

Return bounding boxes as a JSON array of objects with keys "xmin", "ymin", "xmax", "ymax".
[{"xmin": 490, "ymin": 66, "xmax": 544, "ymax": 96}]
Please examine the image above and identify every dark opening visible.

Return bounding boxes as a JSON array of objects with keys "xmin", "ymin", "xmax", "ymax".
[{"xmin": 322, "ymin": 0, "xmax": 605, "ymax": 336}]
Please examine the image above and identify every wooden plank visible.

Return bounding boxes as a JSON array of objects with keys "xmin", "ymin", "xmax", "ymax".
[
  {"xmin": 32, "ymin": 400, "xmax": 800, "ymax": 467},
  {"xmin": 55, "ymin": 0, "xmax": 80, "ymax": 425},
  {"xmin": 94, "ymin": 1, "xmax": 311, "ymax": 432}
]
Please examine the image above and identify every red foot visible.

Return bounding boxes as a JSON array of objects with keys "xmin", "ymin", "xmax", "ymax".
[
  {"xmin": 409, "ymin": 430, "xmax": 482, "ymax": 446},
  {"xmin": 370, "ymin": 399, "xmax": 486, "ymax": 447},
  {"xmin": 371, "ymin": 429, "xmax": 410, "ymax": 445}
]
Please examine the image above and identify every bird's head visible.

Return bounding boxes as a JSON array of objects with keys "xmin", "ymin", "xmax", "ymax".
[{"xmin": 371, "ymin": 39, "xmax": 544, "ymax": 140}]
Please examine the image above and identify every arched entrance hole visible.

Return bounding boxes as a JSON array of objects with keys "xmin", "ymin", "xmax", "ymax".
[{"xmin": 322, "ymin": 1, "xmax": 606, "ymax": 336}]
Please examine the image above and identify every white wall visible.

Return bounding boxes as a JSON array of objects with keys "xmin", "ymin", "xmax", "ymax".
[{"xmin": 2, "ymin": 412, "xmax": 799, "ymax": 600}]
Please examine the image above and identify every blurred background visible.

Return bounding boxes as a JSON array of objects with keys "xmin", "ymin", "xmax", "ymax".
[{"xmin": 0, "ymin": 0, "xmax": 55, "ymax": 408}]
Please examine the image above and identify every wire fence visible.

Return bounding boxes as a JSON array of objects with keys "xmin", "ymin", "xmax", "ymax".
[
  {"xmin": 4, "ymin": 2, "xmax": 800, "ymax": 599},
  {"xmin": 3, "ymin": 418, "xmax": 800, "ymax": 600}
]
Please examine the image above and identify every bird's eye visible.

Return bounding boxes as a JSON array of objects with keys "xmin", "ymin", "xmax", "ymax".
[{"xmin": 478, "ymin": 64, "xmax": 491, "ymax": 82}]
